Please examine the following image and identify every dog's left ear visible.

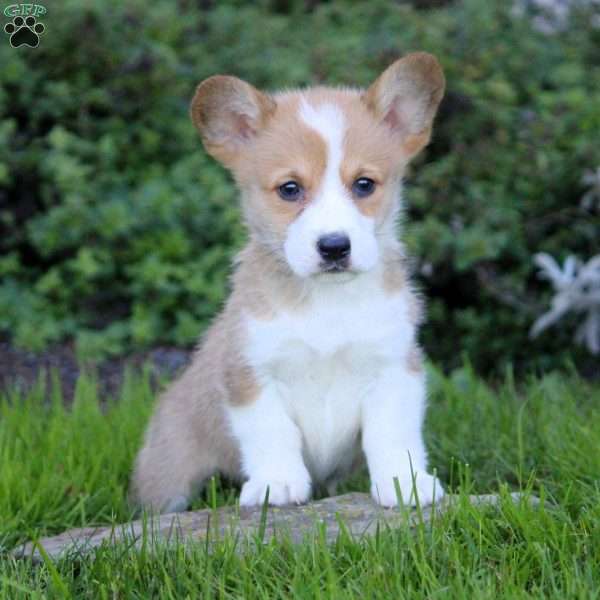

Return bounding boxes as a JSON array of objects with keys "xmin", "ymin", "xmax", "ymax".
[{"xmin": 363, "ymin": 52, "xmax": 445, "ymax": 160}]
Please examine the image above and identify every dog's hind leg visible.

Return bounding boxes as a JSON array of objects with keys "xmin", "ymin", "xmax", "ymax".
[{"xmin": 131, "ymin": 368, "xmax": 240, "ymax": 513}]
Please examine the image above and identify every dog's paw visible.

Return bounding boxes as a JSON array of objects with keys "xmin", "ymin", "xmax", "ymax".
[
  {"xmin": 162, "ymin": 494, "xmax": 190, "ymax": 514},
  {"xmin": 239, "ymin": 473, "xmax": 311, "ymax": 507},
  {"xmin": 370, "ymin": 471, "xmax": 444, "ymax": 508}
]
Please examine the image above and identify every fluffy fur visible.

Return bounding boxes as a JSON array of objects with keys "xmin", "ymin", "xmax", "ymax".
[{"xmin": 131, "ymin": 52, "xmax": 446, "ymax": 512}]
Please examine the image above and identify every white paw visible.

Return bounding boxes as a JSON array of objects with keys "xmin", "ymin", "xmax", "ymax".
[
  {"xmin": 162, "ymin": 494, "xmax": 190, "ymax": 514},
  {"xmin": 371, "ymin": 472, "xmax": 444, "ymax": 508},
  {"xmin": 239, "ymin": 474, "xmax": 311, "ymax": 507}
]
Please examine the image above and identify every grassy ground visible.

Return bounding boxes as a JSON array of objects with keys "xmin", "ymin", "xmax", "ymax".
[{"xmin": 1, "ymin": 365, "xmax": 599, "ymax": 598}]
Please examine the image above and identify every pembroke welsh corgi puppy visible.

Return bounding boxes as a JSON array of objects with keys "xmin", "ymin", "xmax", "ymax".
[{"xmin": 132, "ymin": 52, "xmax": 445, "ymax": 512}]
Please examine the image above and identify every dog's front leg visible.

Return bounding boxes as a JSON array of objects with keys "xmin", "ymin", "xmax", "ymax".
[
  {"xmin": 226, "ymin": 385, "xmax": 311, "ymax": 506},
  {"xmin": 362, "ymin": 366, "xmax": 443, "ymax": 507}
]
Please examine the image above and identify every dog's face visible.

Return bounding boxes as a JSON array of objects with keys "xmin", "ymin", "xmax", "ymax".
[{"xmin": 191, "ymin": 53, "xmax": 444, "ymax": 279}]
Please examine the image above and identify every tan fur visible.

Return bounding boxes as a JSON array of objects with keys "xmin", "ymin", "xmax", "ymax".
[
  {"xmin": 363, "ymin": 52, "xmax": 445, "ymax": 160},
  {"xmin": 131, "ymin": 312, "xmax": 241, "ymax": 510},
  {"xmin": 132, "ymin": 53, "xmax": 444, "ymax": 511},
  {"xmin": 406, "ymin": 345, "xmax": 424, "ymax": 373},
  {"xmin": 190, "ymin": 75, "xmax": 276, "ymax": 168},
  {"xmin": 383, "ymin": 256, "xmax": 407, "ymax": 294},
  {"xmin": 232, "ymin": 241, "xmax": 311, "ymax": 316},
  {"xmin": 236, "ymin": 95, "xmax": 328, "ymax": 238},
  {"xmin": 224, "ymin": 364, "xmax": 260, "ymax": 408}
]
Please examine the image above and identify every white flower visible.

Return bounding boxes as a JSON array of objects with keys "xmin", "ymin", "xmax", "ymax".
[
  {"xmin": 530, "ymin": 253, "xmax": 600, "ymax": 354},
  {"xmin": 581, "ymin": 167, "xmax": 600, "ymax": 211},
  {"xmin": 513, "ymin": 0, "xmax": 600, "ymax": 34}
]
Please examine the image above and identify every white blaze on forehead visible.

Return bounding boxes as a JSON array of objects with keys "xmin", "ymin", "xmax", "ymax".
[
  {"xmin": 299, "ymin": 99, "xmax": 346, "ymax": 173},
  {"xmin": 297, "ymin": 99, "xmax": 351, "ymax": 230},
  {"xmin": 283, "ymin": 98, "xmax": 379, "ymax": 277}
]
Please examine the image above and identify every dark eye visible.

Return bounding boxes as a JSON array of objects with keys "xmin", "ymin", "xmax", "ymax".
[
  {"xmin": 352, "ymin": 177, "xmax": 376, "ymax": 198},
  {"xmin": 278, "ymin": 180, "xmax": 303, "ymax": 201}
]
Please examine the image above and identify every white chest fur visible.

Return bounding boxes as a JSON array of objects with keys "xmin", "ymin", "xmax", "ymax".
[{"xmin": 242, "ymin": 273, "xmax": 416, "ymax": 482}]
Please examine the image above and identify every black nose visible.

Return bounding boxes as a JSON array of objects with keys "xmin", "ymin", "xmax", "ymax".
[{"xmin": 317, "ymin": 233, "xmax": 351, "ymax": 262}]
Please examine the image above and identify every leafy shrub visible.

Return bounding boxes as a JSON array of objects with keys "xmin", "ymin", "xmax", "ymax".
[{"xmin": 1, "ymin": 0, "xmax": 599, "ymax": 372}]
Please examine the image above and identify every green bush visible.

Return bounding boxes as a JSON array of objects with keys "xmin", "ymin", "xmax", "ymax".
[{"xmin": 1, "ymin": 0, "xmax": 599, "ymax": 372}]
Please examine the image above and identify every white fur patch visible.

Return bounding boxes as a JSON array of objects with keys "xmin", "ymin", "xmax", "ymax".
[
  {"xmin": 226, "ymin": 385, "xmax": 312, "ymax": 506},
  {"xmin": 283, "ymin": 99, "xmax": 379, "ymax": 277},
  {"xmin": 226, "ymin": 269, "xmax": 442, "ymax": 506}
]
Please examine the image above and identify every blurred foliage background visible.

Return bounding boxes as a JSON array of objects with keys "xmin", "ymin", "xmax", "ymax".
[{"xmin": 0, "ymin": 0, "xmax": 599, "ymax": 374}]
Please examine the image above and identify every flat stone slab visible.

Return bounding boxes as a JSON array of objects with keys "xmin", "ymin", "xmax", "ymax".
[{"xmin": 13, "ymin": 492, "xmax": 539, "ymax": 562}]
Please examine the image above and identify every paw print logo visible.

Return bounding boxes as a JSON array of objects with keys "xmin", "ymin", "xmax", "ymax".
[{"xmin": 4, "ymin": 15, "xmax": 45, "ymax": 48}]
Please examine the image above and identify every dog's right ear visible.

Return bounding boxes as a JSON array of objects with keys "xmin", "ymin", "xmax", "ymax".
[{"xmin": 190, "ymin": 75, "xmax": 276, "ymax": 167}]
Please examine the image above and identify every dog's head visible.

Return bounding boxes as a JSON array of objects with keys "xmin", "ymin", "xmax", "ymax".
[{"xmin": 191, "ymin": 53, "xmax": 444, "ymax": 279}]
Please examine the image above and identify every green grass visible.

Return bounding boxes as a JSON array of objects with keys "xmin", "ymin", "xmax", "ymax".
[{"xmin": 1, "ymin": 365, "xmax": 600, "ymax": 598}]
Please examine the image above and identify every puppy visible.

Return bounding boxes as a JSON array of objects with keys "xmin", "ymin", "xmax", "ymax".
[{"xmin": 131, "ymin": 52, "xmax": 445, "ymax": 512}]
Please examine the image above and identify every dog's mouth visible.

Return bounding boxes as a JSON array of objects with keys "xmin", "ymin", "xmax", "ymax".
[
  {"xmin": 317, "ymin": 258, "xmax": 357, "ymax": 278},
  {"xmin": 320, "ymin": 259, "xmax": 349, "ymax": 273}
]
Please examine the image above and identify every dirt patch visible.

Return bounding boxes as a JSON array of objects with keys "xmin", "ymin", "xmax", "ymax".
[{"xmin": 0, "ymin": 341, "xmax": 192, "ymax": 402}]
